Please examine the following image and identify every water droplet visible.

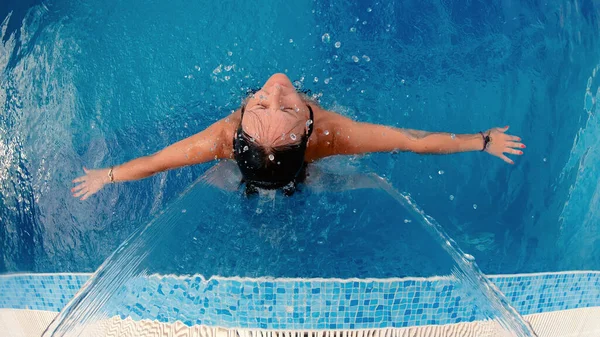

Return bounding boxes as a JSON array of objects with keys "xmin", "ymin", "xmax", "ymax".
[
  {"xmin": 306, "ymin": 119, "xmax": 313, "ymax": 127},
  {"xmin": 277, "ymin": 161, "xmax": 281, "ymax": 165},
  {"xmin": 280, "ymin": 105, "xmax": 285, "ymax": 110},
  {"xmin": 367, "ymin": 7, "xmax": 372, "ymax": 12},
  {"xmin": 268, "ymin": 154, "xmax": 275, "ymax": 161},
  {"xmin": 449, "ymin": 195, "xmax": 454, "ymax": 201},
  {"xmin": 334, "ymin": 41, "xmax": 341, "ymax": 48},
  {"xmin": 473, "ymin": 204, "xmax": 478, "ymax": 210},
  {"xmin": 289, "ymin": 39, "xmax": 294, "ymax": 43},
  {"xmin": 314, "ymin": 77, "xmax": 319, "ymax": 82},
  {"xmin": 362, "ymin": 55, "xmax": 370, "ymax": 62},
  {"xmin": 352, "ymin": 55, "xmax": 359, "ymax": 62},
  {"xmin": 321, "ymin": 33, "xmax": 331, "ymax": 43},
  {"xmin": 324, "ymin": 130, "xmax": 330, "ymax": 136},
  {"xmin": 256, "ymin": 208, "xmax": 263, "ymax": 214},
  {"xmin": 350, "ymin": 27, "xmax": 356, "ymax": 33},
  {"xmin": 290, "ymin": 133, "xmax": 297, "ymax": 141},
  {"xmin": 438, "ymin": 170, "xmax": 445, "ymax": 175},
  {"xmin": 451, "ymin": 133, "xmax": 456, "ymax": 140}
]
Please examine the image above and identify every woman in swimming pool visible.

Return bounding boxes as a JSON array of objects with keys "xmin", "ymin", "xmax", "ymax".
[{"xmin": 71, "ymin": 73, "xmax": 525, "ymax": 199}]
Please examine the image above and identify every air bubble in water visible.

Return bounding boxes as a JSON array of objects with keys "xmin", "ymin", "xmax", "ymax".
[
  {"xmin": 324, "ymin": 78, "xmax": 330, "ymax": 84},
  {"xmin": 451, "ymin": 133, "xmax": 456, "ymax": 140},
  {"xmin": 401, "ymin": 79, "xmax": 405, "ymax": 84},
  {"xmin": 350, "ymin": 27, "xmax": 356, "ymax": 33},
  {"xmin": 181, "ymin": 209, "xmax": 187, "ymax": 213},
  {"xmin": 243, "ymin": 145, "xmax": 248, "ymax": 152},
  {"xmin": 290, "ymin": 133, "xmax": 297, "ymax": 141},
  {"xmin": 362, "ymin": 21, "xmax": 367, "ymax": 25},
  {"xmin": 256, "ymin": 208, "xmax": 263, "ymax": 214},
  {"xmin": 473, "ymin": 204, "xmax": 478, "ymax": 209},
  {"xmin": 314, "ymin": 77, "xmax": 319, "ymax": 82},
  {"xmin": 306, "ymin": 119, "xmax": 313, "ymax": 127},
  {"xmin": 227, "ymin": 51, "xmax": 233, "ymax": 56},
  {"xmin": 464, "ymin": 253, "xmax": 475, "ymax": 261},
  {"xmin": 324, "ymin": 130, "xmax": 330, "ymax": 135},
  {"xmin": 449, "ymin": 195, "xmax": 454, "ymax": 201},
  {"xmin": 362, "ymin": 55, "xmax": 370, "ymax": 62},
  {"xmin": 403, "ymin": 219, "xmax": 412, "ymax": 223},
  {"xmin": 334, "ymin": 41, "xmax": 341, "ymax": 48},
  {"xmin": 543, "ymin": 157, "xmax": 547, "ymax": 162},
  {"xmin": 352, "ymin": 56, "xmax": 359, "ymax": 62},
  {"xmin": 367, "ymin": 7, "xmax": 372, "ymax": 12},
  {"xmin": 438, "ymin": 170, "xmax": 445, "ymax": 175},
  {"xmin": 268, "ymin": 154, "xmax": 275, "ymax": 161},
  {"xmin": 289, "ymin": 39, "xmax": 294, "ymax": 43},
  {"xmin": 322, "ymin": 33, "xmax": 331, "ymax": 43}
]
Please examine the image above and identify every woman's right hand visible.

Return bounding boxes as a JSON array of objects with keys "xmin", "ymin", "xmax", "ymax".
[{"xmin": 71, "ymin": 167, "xmax": 111, "ymax": 200}]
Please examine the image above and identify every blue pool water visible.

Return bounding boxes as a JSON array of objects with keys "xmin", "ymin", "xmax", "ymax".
[{"xmin": 1, "ymin": 0, "xmax": 600, "ymax": 279}]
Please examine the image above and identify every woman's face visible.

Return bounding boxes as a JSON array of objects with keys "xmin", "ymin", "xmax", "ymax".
[{"xmin": 241, "ymin": 73, "xmax": 311, "ymax": 147}]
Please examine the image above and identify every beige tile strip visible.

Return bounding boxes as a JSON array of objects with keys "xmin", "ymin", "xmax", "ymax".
[{"xmin": 1, "ymin": 307, "xmax": 599, "ymax": 337}]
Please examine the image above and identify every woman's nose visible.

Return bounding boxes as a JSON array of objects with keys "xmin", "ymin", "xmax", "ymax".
[{"xmin": 268, "ymin": 85, "xmax": 282, "ymax": 109}]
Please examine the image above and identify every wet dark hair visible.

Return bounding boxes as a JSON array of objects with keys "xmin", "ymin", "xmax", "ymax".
[{"xmin": 233, "ymin": 104, "xmax": 314, "ymax": 196}]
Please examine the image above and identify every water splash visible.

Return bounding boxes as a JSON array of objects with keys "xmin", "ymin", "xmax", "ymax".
[
  {"xmin": 44, "ymin": 163, "xmax": 536, "ymax": 336},
  {"xmin": 372, "ymin": 174, "xmax": 537, "ymax": 337}
]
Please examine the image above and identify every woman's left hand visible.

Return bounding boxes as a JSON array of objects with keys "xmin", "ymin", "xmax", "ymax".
[{"xmin": 483, "ymin": 126, "xmax": 525, "ymax": 164}]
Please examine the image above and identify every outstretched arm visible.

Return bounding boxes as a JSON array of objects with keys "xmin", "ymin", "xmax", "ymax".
[
  {"xmin": 71, "ymin": 115, "xmax": 237, "ymax": 200},
  {"xmin": 313, "ymin": 113, "xmax": 525, "ymax": 164}
]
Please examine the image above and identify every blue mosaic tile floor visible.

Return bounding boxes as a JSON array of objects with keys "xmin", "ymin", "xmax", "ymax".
[{"xmin": 1, "ymin": 271, "xmax": 599, "ymax": 330}]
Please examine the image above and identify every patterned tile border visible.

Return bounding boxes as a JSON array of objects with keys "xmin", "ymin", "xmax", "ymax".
[
  {"xmin": 0, "ymin": 271, "xmax": 598, "ymax": 330},
  {"xmin": 3, "ymin": 307, "xmax": 600, "ymax": 337}
]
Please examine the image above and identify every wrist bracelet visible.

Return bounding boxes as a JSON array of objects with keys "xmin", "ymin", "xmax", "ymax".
[
  {"xmin": 479, "ymin": 131, "xmax": 491, "ymax": 151},
  {"xmin": 108, "ymin": 167, "xmax": 114, "ymax": 183}
]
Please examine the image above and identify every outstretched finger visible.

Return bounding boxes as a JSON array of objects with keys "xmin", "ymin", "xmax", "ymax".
[
  {"xmin": 508, "ymin": 135, "xmax": 521, "ymax": 142},
  {"xmin": 72, "ymin": 176, "xmax": 86, "ymax": 183},
  {"xmin": 499, "ymin": 154, "xmax": 514, "ymax": 165},
  {"xmin": 506, "ymin": 141, "xmax": 525, "ymax": 149},
  {"xmin": 71, "ymin": 184, "xmax": 86, "ymax": 193},
  {"xmin": 497, "ymin": 125, "xmax": 509, "ymax": 133},
  {"xmin": 73, "ymin": 188, "xmax": 88, "ymax": 198},
  {"xmin": 83, "ymin": 167, "xmax": 89, "ymax": 174},
  {"xmin": 81, "ymin": 191, "xmax": 92, "ymax": 201},
  {"xmin": 505, "ymin": 148, "xmax": 523, "ymax": 156}
]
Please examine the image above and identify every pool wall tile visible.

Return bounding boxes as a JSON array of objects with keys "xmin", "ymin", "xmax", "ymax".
[{"xmin": 1, "ymin": 271, "xmax": 599, "ymax": 330}]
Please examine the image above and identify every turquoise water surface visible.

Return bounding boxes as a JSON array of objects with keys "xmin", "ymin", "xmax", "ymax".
[{"xmin": 1, "ymin": 0, "xmax": 600, "ymax": 277}]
